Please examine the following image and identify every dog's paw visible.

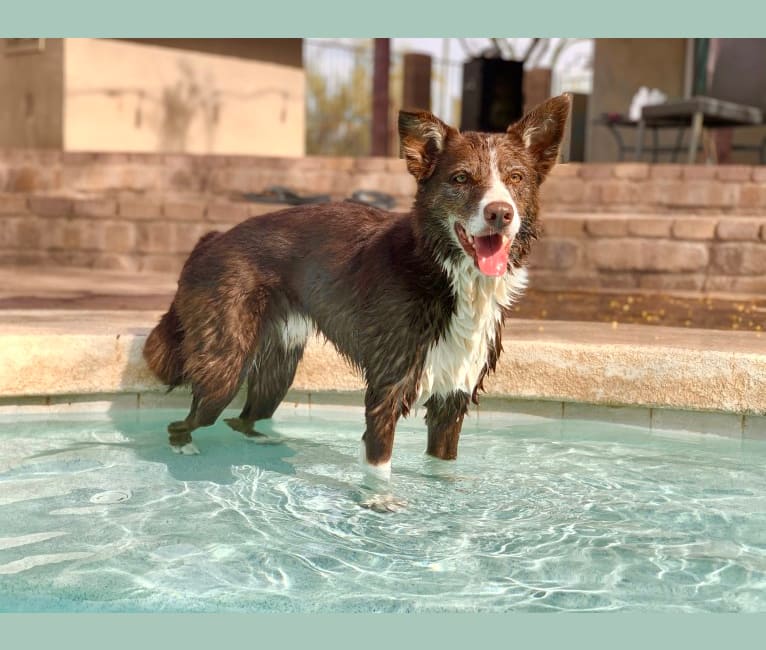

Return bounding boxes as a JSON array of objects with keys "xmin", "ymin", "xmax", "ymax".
[
  {"xmin": 171, "ymin": 442, "xmax": 200, "ymax": 455},
  {"xmin": 359, "ymin": 493, "xmax": 407, "ymax": 513},
  {"xmin": 224, "ymin": 417, "xmax": 267, "ymax": 438}
]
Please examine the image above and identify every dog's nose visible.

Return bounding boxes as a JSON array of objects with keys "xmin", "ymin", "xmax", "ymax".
[{"xmin": 483, "ymin": 201, "xmax": 514, "ymax": 227}]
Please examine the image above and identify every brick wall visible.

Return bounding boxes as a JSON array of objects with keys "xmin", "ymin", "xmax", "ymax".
[
  {"xmin": 1, "ymin": 149, "xmax": 766, "ymax": 296},
  {"xmin": 3, "ymin": 151, "xmax": 766, "ymax": 214},
  {"xmin": 541, "ymin": 163, "xmax": 766, "ymax": 215},
  {"xmin": 533, "ymin": 213, "xmax": 766, "ymax": 294},
  {"xmin": 0, "ymin": 150, "xmax": 416, "ymax": 201},
  {"xmin": 0, "ymin": 192, "xmax": 285, "ymax": 273}
]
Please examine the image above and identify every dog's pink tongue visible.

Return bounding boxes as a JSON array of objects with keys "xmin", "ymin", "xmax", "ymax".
[{"xmin": 475, "ymin": 235, "xmax": 508, "ymax": 277}]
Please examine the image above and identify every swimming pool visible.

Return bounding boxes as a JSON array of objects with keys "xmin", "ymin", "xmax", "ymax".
[{"xmin": 1, "ymin": 405, "xmax": 765, "ymax": 612}]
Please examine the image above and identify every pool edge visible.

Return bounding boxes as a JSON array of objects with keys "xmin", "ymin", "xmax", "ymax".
[{"xmin": 1, "ymin": 311, "xmax": 765, "ymax": 424}]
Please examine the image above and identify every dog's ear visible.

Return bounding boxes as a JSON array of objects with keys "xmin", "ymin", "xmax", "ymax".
[
  {"xmin": 398, "ymin": 110, "xmax": 456, "ymax": 182},
  {"xmin": 507, "ymin": 94, "xmax": 571, "ymax": 179}
]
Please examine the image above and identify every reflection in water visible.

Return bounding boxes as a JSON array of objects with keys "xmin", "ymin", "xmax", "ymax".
[{"xmin": 0, "ymin": 407, "xmax": 765, "ymax": 612}]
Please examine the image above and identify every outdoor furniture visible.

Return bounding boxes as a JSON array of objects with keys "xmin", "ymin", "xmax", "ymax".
[
  {"xmin": 599, "ymin": 98, "xmax": 765, "ymax": 164},
  {"xmin": 601, "ymin": 40, "xmax": 766, "ymax": 164},
  {"xmin": 639, "ymin": 96, "xmax": 763, "ymax": 164},
  {"xmin": 598, "ymin": 112, "xmax": 687, "ymax": 162}
]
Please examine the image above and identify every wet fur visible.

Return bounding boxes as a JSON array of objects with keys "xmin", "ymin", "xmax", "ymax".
[{"xmin": 144, "ymin": 95, "xmax": 571, "ymax": 471}]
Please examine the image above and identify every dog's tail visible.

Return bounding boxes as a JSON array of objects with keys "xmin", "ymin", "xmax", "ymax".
[
  {"xmin": 143, "ymin": 231, "xmax": 221, "ymax": 388},
  {"xmin": 143, "ymin": 301, "xmax": 185, "ymax": 388}
]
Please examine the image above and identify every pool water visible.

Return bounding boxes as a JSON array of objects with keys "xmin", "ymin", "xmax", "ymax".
[{"xmin": 1, "ymin": 405, "xmax": 765, "ymax": 612}]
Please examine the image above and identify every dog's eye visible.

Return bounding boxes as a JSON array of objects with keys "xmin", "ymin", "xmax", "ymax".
[
  {"xmin": 509, "ymin": 172, "xmax": 524, "ymax": 184},
  {"xmin": 451, "ymin": 172, "xmax": 470, "ymax": 184}
]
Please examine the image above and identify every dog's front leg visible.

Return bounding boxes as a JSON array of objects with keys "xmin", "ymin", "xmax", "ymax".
[
  {"xmin": 360, "ymin": 385, "xmax": 401, "ymax": 484},
  {"xmin": 357, "ymin": 385, "xmax": 410, "ymax": 512},
  {"xmin": 424, "ymin": 391, "xmax": 470, "ymax": 460}
]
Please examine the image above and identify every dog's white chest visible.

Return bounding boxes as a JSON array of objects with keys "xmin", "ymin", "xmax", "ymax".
[{"xmin": 418, "ymin": 265, "xmax": 527, "ymax": 402}]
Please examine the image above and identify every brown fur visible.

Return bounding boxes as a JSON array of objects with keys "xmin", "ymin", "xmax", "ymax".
[
  {"xmin": 143, "ymin": 230, "xmax": 220, "ymax": 387},
  {"xmin": 144, "ymin": 95, "xmax": 571, "ymax": 468}
]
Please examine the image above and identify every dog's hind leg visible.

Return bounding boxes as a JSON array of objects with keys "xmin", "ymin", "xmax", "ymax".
[
  {"xmin": 167, "ymin": 293, "xmax": 262, "ymax": 453},
  {"xmin": 225, "ymin": 339, "xmax": 305, "ymax": 438},
  {"xmin": 168, "ymin": 394, "xmax": 205, "ymax": 454},
  {"xmin": 168, "ymin": 361, "xmax": 250, "ymax": 454},
  {"xmin": 424, "ymin": 391, "xmax": 470, "ymax": 460}
]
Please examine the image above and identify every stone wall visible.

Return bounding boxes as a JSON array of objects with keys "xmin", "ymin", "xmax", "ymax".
[
  {"xmin": 534, "ymin": 213, "xmax": 766, "ymax": 294},
  {"xmin": 1, "ymin": 149, "xmax": 765, "ymax": 296},
  {"xmin": 0, "ymin": 150, "xmax": 415, "ymax": 199},
  {"xmin": 3, "ymin": 151, "xmax": 766, "ymax": 213},
  {"xmin": 0, "ymin": 192, "xmax": 286, "ymax": 273},
  {"xmin": 533, "ymin": 163, "xmax": 766, "ymax": 295}
]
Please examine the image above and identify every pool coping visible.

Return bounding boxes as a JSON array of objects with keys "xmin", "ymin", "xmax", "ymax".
[{"xmin": 0, "ymin": 309, "xmax": 765, "ymax": 438}]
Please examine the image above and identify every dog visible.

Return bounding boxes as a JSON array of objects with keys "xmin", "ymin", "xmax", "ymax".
[{"xmin": 144, "ymin": 94, "xmax": 571, "ymax": 483}]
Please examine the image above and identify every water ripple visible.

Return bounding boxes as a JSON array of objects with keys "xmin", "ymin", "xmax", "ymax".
[{"xmin": 0, "ymin": 409, "xmax": 765, "ymax": 612}]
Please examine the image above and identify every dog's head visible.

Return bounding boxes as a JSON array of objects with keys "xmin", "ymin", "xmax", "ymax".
[{"xmin": 399, "ymin": 94, "xmax": 571, "ymax": 277}]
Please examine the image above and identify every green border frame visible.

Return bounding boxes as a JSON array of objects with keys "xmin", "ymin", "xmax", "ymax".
[
  {"xmin": 3, "ymin": 0, "xmax": 766, "ymax": 36},
  {"xmin": 3, "ymin": 0, "xmax": 766, "ymax": 644}
]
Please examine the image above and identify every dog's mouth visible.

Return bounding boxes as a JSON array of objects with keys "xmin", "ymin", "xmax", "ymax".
[{"xmin": 454, "ymin": 223, "xmax": 512, "ymax": 277}]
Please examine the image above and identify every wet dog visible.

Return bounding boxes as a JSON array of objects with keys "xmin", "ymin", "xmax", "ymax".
[{"xmin": 144, "ymin": 94, "xmax": 571, "ymax": 482}]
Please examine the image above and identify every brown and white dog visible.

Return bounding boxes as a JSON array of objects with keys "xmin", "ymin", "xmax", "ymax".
[{"xmin": 144, "ymin": 94, "xmax": 571, "ymax": 483}]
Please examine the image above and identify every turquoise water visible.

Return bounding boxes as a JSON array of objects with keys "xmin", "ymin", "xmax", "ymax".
[{"xmin": 1, "ymin": 405, "xmax": 765, "ymax": 613}]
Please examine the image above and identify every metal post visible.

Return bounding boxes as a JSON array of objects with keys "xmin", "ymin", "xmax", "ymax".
[
  {"xmin": 402, "ymin": 53, "xmax": 432, "ymax": 111},
  {"xmin": 688, "ymin": 111, "xmax": 703, "ymax": 164},
  {"xmin": 371, "ymin": 38, "xmax": 390, "ymax": 157},
  {"xmin": 634, "ymin": 119, "xmax": 646, "ymax": 161}
]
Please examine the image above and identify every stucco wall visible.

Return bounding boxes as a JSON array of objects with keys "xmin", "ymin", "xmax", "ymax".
[
  {"xmin": 0, "ymin": 39, "xmax": 305, "ymax": 156},
  {"xmin": 0, "ymin": 39, "xmax": 64, "ymax": 149},
  {"xmin": 63, "ymin": 39, "xmax": 305, "ymax": 156}
]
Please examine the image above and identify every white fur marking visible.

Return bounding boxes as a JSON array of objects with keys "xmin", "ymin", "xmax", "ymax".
[
  {"xmin": 281, "ymin": 313, "xmax": 314, "ymax": 350},
  {"xmin": 486, "ymin": 147, "xmax": 514, "ymax": 204},
  {"xmin": 427, "ymin": 147, "xmax": 530, "ymax": 401},
  {"xmin": 359, "ymin": 441, "xmax": 392, "ymax": 482},
  {"xmin": 523, "ymin": 126, "xmax": 539, "ymax": 149},
  {"xmin": 419, "ymin": 261, "xmax": 527, "ymax": 402},
  {"xmin": 172, "ymin": 442, "xmax": 200, "ymax": 455},
  {"xmin": 467, "ymin": 147, "xmax": 521, "ymax": 239}
]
